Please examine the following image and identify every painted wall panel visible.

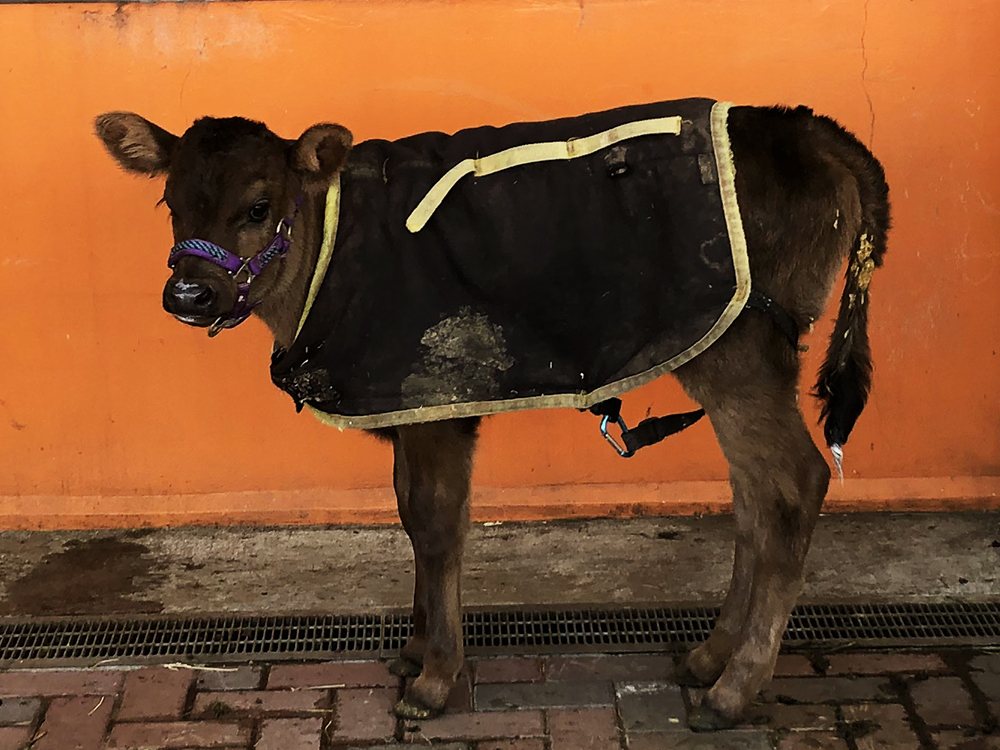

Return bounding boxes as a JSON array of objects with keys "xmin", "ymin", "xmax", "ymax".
[{"xmin": 0, "ymin": 0, "xmax": 997, "ymax": 528}]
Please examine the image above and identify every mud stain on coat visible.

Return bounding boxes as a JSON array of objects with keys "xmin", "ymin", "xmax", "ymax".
[
  {"xmin": 401, "ymin": 307, "xmax": 514, "ymax": 408},
  {"xmin": 1, "ymin": 537, "xmax": 165, "ymax": 616}
]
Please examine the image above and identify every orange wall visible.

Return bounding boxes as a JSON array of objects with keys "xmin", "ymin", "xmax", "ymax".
[{"xmin": 0, "ymin": 0, "xmax": 998, "ymax": 529}]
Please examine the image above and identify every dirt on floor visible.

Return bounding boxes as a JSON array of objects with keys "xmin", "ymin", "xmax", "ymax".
[{"xmin": 0, "ymin": 511, "xmax": 996, "ymax": 618}]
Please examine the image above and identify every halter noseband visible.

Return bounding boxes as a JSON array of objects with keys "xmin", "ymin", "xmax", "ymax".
[{"xmin": 167, "ymin": 202, "xmax": 299, "ymax": 337}]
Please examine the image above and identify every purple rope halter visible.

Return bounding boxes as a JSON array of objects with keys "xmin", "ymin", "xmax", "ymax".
[{"xmin": 167, "ymin": 201, "xmax": 300, "ymax": 337}]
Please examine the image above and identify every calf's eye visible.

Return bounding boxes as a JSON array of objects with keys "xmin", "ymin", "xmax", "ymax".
[{"xmin": 248, "ymin": 201, "xmax": 270, "ymax": 223}]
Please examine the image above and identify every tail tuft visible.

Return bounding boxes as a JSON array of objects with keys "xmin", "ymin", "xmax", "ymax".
[
  {"xmin": 812, "ymin": 118, "xmax": 890, "ymax": 462},
  {"xmin": 814, "ymin": 272, "xmax": 874, "ymax": 449},
  {"xmin": 830, "ymin": 443, "xmax": 844, "ymax": 482}
]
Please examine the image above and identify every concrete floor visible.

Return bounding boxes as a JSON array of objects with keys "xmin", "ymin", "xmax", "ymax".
[{"xmin": 0, "ymin": 512, "xmax": 997, "ymax": 619}]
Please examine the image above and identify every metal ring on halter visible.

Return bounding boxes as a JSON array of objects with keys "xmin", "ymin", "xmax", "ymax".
[
  {"xmin": 234, "ymin": 259, "xmax": 255, "ymax": 284},
  {"xmin": 208, "ymin": 317, "xmax": 227, "ymax": 338}
]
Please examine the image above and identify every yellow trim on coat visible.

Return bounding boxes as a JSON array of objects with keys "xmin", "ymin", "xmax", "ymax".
[{"xmin": 295, "ymin": 172, "xmax": 341, "ymax": 339}]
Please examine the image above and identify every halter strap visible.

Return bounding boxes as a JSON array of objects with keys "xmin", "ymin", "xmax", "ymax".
[{"xmin": 167, "ymin": 201, "xmax": 300, "ymax": 336}]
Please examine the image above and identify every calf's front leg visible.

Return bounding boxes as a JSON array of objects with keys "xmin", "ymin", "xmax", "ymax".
[{"xmin": 390, "ymin": 418, "xmax": 479, "ymax": 719}]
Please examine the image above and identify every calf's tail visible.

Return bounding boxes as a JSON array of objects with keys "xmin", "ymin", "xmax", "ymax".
[{"xmin": 813, "ymin": 126, "xmax": 891, "ymax": 476}]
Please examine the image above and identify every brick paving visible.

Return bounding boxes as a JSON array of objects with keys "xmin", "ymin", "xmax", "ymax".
[{"xmin": 0, "ymin": 649, "xmax": 997, "ymax": 748}]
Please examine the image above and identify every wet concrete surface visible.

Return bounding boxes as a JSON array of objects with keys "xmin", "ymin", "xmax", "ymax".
[
  {"xmin": 0, "ymin": 512, "xmax": 996, "ymax": 618},
  {"xmin": 0, "ymin": 537, "xmax": 164, "ymax": 616}
]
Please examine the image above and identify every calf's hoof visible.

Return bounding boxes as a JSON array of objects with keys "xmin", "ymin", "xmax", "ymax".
[
  {"xmin": 394, "ymin": 696, "xmax": 442, "ymax": 720},
  {"xmin": 389, "ymin": 657, "xmax": 422, "ymax": 679},
  {"xmin": 687, "ymin": 704, "xmax": 739, "ymax": 732},
  {"xmin": 674, "ymin": 659, "xmax": 716, "ymax": 689},
  {"xmin": 394, "ymin": 673, "xmax": 453, "ymax": 720}
]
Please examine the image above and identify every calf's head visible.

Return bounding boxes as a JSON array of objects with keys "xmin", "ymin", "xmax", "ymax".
[{"xmin": 94, "ymin": 112, "xmax": 352, "ymax": 335}]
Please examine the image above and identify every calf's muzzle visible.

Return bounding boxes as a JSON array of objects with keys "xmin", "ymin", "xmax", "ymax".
[
  {"xmin": 162, "ymin": 274, "xmax": 230, "ymax": 326},
  {"xmin": 163, "ymin": 207, "xmax": 298, "ymax": 336}
]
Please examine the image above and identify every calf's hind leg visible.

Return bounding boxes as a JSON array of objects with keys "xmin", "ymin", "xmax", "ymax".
[
  {"xmin": 674, "ymin": 485, "xmax": 754, "ymax": 688},
  {"xmin": 390, "ymin": 419, "xmax": 479, "ymax": 719},
  {"xmin": 674, "ymin": 321, "xmax": 831, "ymax": 729}
]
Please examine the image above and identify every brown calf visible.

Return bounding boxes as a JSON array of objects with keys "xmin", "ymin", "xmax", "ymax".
[{"xmin": 94, "ymin": 102, "xmax": 889, "ymax": 730}]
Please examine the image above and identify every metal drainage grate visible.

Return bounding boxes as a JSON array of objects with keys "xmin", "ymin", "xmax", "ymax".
[
  {"xmin": 1, "ymin": 601, "xmax": 998, "ymax": 667},
  {"xmin": 0, "ymin": 615, "xmax": 381, "ymax": 665},
  {"xmin": 784, "ymin": 601, "xmax": 1000, "ymax": 644}
]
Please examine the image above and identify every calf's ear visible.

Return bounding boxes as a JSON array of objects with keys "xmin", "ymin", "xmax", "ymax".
[
  {"xmin": 94, "ymin": 112, "xmax": 178, "ymax": 176},
  {"xmin": 292, "ymin": 124, "xmax": 353, "ymax": 190}
]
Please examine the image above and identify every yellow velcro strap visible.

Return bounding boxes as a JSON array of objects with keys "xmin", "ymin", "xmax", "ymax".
[{"xmin": 405, "ymin": 115, "xmax": 683, "ymax": 233}]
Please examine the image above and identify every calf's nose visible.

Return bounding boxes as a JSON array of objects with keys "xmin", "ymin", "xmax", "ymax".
[{"xmin": 163, "ymin": 278, "xmax": 218, "ymax": 317}]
